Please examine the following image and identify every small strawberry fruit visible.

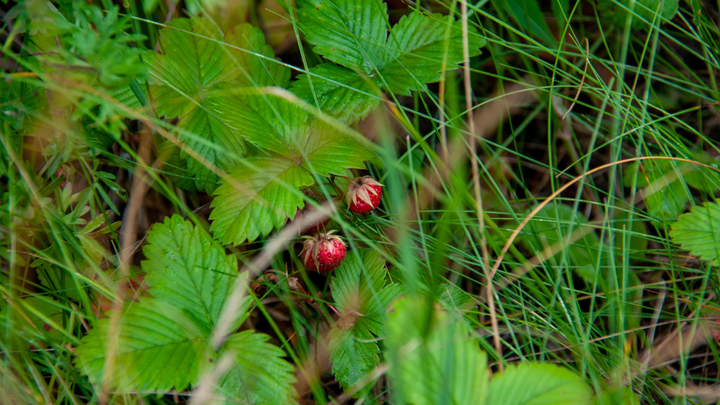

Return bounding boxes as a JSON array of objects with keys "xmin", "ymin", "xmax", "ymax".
[
  {"xmin": 346, "ymin": 176, "xmax": 383, "ymax": 214},
  {"xmin": 301, "ymin": 231, "xmax": 346, "ymax": 273}
]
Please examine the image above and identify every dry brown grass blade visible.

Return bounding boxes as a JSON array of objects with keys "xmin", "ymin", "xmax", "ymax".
[
  {"xmin": 664, "ymin": 382, "xmax": 720, "ymax": 403},
  {"xmin": 637, "ymin": 321, "xmax": 712, "ymax": 371}
]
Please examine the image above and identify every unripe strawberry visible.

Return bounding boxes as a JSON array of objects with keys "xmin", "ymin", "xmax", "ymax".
[
  {"xmin": 346, "ymin": 176, "xmax": 383, "ymax": 214},
  {"xmin": 301, "ymin": 231, "xmax": 346, "ymax": 273}
]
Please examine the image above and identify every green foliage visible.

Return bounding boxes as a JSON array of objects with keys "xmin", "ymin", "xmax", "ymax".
[
  {"xmin": 598, "ymin": 0, "xmax": 679, "ymax": 29},
  {"xmin": 487, "ymin": 363, "xmax": 593, "ymax": 405},
  {"xmin": 292, "ymin": 0, "xmax": 486, "ymax": 122},
  {"xmin": 147, "ymin": 17, "xmax": 289, "ymax": 193},
  {"xmin": 500, "ymin": 0, "xmax": 555, "ymax": 44},
  {"xmin": 75, "ymin": 216, "xmax": 297, "ymax": 402},
  {"xmin": 670, "ymin": 202, "xmax": 720, "ymax": 265},
  {"xmin": 521, "ymin": 203, "xmax": 610, "ymax": 283},
  {"xmin": 209, "ymin": 92, "xmax": 375, "ymax": 244},
  {"xmin": 385, "ymin": 295, "xmax": 488, "ymax": 405},
  {"xmin": 327, "ymin": 249, "xmax": 403, "ymax": 393}
]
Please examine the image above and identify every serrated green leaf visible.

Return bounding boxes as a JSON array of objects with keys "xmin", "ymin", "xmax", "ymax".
[
  {"xmin": 75, "ymin": 216, "xmax": 251, "ymax": 392},
  {"xmin": 328, "ymin": 250, "xmax": 403, "ymax": 393},
  {"xmin": 487, "ymin": 363, "xmax": 592, "ymax": 405},
  {"xmin": 208, "ymin": 92, "xmax": 376, "ymax": 244},
  {"xmin": 670, "ymin": 202, "xmax": 720, "ymax": 265},
  {"xmin": 209, "ymin": 157, "xmax": 314, "ymax": 245},
  {"xmin": 296, "ymin": 0, "xmax": 387, "ymax": 74},
  {"xmin": 148, "ymin": 17, "xmax": 245, "ymax": 192},
  {"xmin": 216, "ymin": 330, "xmax": 299, "ymax": 405},
  {"xmin": 142, "ymin": 215, "xmax": 245, "ymax": 332},
  {"xmin": 380, "ymin": 12, "xmax": 485, "ymax": 94},
  {"xmin": 75, "ymin": 299, "xmax": 209, "ymax": 392},
  {"xmin": 385, "ymin": 295, "xmax": 488, "ymax": 405},
  {"xmin": 290, "ymin": 64, "xmax": 380, "ymax": 124},
  {"xmin": 294, "ymin": 3, "xmax": 486, "ymax": 121},
  {"xmin": 225, "ymin": 24, "xmax": 291, "ymax": 88}
]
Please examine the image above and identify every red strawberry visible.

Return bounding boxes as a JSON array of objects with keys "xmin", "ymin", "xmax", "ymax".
[
  {"xmin": 301, "ymin": 231, "xmax": 346, "ymax": 273},
  {"xmin": 346, "ymin": 176, "xmax": 383, "ymax": 214}
]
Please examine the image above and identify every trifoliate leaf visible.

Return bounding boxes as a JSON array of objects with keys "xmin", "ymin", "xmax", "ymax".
[
  {"xmin": 209, "ymin": 157, "xmax": 314, "ymax": 245},
  {"xmin": 75, "ymin": 216, "xmax": 251, "ymax": 392},
  {"xmin": 380, "ymin": 12, "xmax": 486, "ymax": 95},
  {"xmin": 225, "ymin": 24, "xmax": 291, "ymax": 88},
  {"xmin": 328, "ymin": 250, "xmax": 403, "ymax": 393},
  {"xmin": 209, "ymin": 91, "xmax": 376, "ymax": 244},
  {"xmin": 487, "ymin": 363, "xmax": 593, "ymax": 405},
  {"xmin": 385, "ymin": 295, "xmax": 488, "ymax": 405},
  {"xmin": 296, "ymin": 0, "xmax": 388, "ymax": 74},
  {"xmin": 215, "ymin": 331, "xmax": 299, "ymax": 405},
  {"xmin": 148, "ymin": 17, "xmax": 244, "ymax": 192},
  {"xmin": 290, "ymin": 64, "xmax": 380, "ymax": 124},
  {"xmin": 670, "ymin": 202, "xmax": 720, "ymax": 265},
  {"xmin": 293, "ymin": 1, "xmax": 486, "ymax": 122}
]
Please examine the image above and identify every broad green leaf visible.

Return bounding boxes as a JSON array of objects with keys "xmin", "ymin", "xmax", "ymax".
[
  {"xmin": 500, "ymin": 0, "xmax": 555, "ymax": 45},
  {"xmin": 290, "ymin": 64, "xmax": 380, "ymax": 124},
  {"xmin": 487, "ymin": 363, "xmax": 592, "ymax": 405},
  {"xmin": 670, "ymin": 202, "xmax": 720, "ymax": 265},
  {"xmin": 683, "ymin": 152, "xmax": 720, "ymax": 193},
  {"xmin": 75, "ymin": 300, "xmax": 208, "ymax": 392},
  {"xmin": 148, "ymin": 17, "xmax": 244, "ymax": 192},
  {"xmin": 623, "ymin": 160, "xmax": 690, "ymax": 221},
  {"xmin": 209, "ymin": 91, "xmax": 376, "ymax": 244},
  {"xmin": 209, "ymin": 157, "xmax": 314, "ymax": 245},
  {"xmin": 296, "ymin": 0, "xmax": 387, "ymax": 73},
  {"xmin": 215, "ymin": 331, "xmax": 299, "ymax": 405},
  {"xmin": 328, "ymin": 250, "xmax": 403, "ymax": 393},
  {"xmin": 76, "ymin": 216, "xmax": 251, "ymax": 392},
  {"xmin": 225, "ymin": 24, "xmax": 290, "ymax": 88},
  {"xmin": 599, "ymin": 0, "xmax": 679, "ymax": 29},
  {"xmin": 380, "ymin": 12, "xmax": 485, "ymax": 94},
  {"xmin": 293, "ymin": 3, "xmax": 486, "ymax": 121},
  {"xmin": 142, "ymin": 215, "xmax": 244, "ymax": 332},
  {"xmin": 385, "ymin": 295, "xmax": 488, "ymax": 405},
  {"xmin": 522, "ymin": 203, "xmax": 608, "ymax": 283}
]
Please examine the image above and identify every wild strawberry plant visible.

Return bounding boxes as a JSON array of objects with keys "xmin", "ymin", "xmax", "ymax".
[{"xmin": 8, "ymin": 0, "xmax": 720, "ymax": 404}]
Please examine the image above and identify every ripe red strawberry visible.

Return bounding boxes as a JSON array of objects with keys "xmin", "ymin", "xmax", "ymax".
[
  {"xmin": 301, "ymin": 231, "xmax": 346, "ymax": 273},
  {"xmin": 346, "ymin": 176, "xmax": 383, "ymax": 214}
]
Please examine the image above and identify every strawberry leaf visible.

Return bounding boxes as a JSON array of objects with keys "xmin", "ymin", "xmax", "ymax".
[
  {"xmin": 328, "ymin": 250, "xmax": 403, "ymax": 394},
  {"xmin": 290, "ymin": 64, "xmax": 379, "ymax": 124},
  {"xmin": 670, "ymin": 202, "xmax": 720, "ymax": 266},
  {"xmin": 148, "ymin": 18, "xmax": 285, "ymax": 192},
  {"xmin": 76, "ymin": 216, "xmax": 298, "ymax": 403},
  {"xmin": 293, "ymin": 2, "xmax": 486, "ymax": 122},
  {"xmin": 75, "ymin": 300, "xmax": 209, "ymax": 392},
  {"xmin": 385, "ymin": 295, "xmax": 488, "ymax": 405},
  {"xmin": 225, "ymin": 24, "xmax": 290, "ymax": 88},
  {"xmin": 380, "ymin": 12, "xmax": 486, "ymax": 95},
  {"xmin": 296, "ymin": 0, "xmax": 388, "ymax": 74},
  {"xmin": 216, "ymin": 331, "xmax": 299, "ymax": 405},
  {"xmin": 209, "ymin": 157, "xmax": 314, "ymax": 245},
  {"xmin": 209, "ymin": 92, "xmax": 375, "ymax": 244},
  {"xmin": 487, "ymin": 363, "xmax": 593, "ymax": 405}
]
